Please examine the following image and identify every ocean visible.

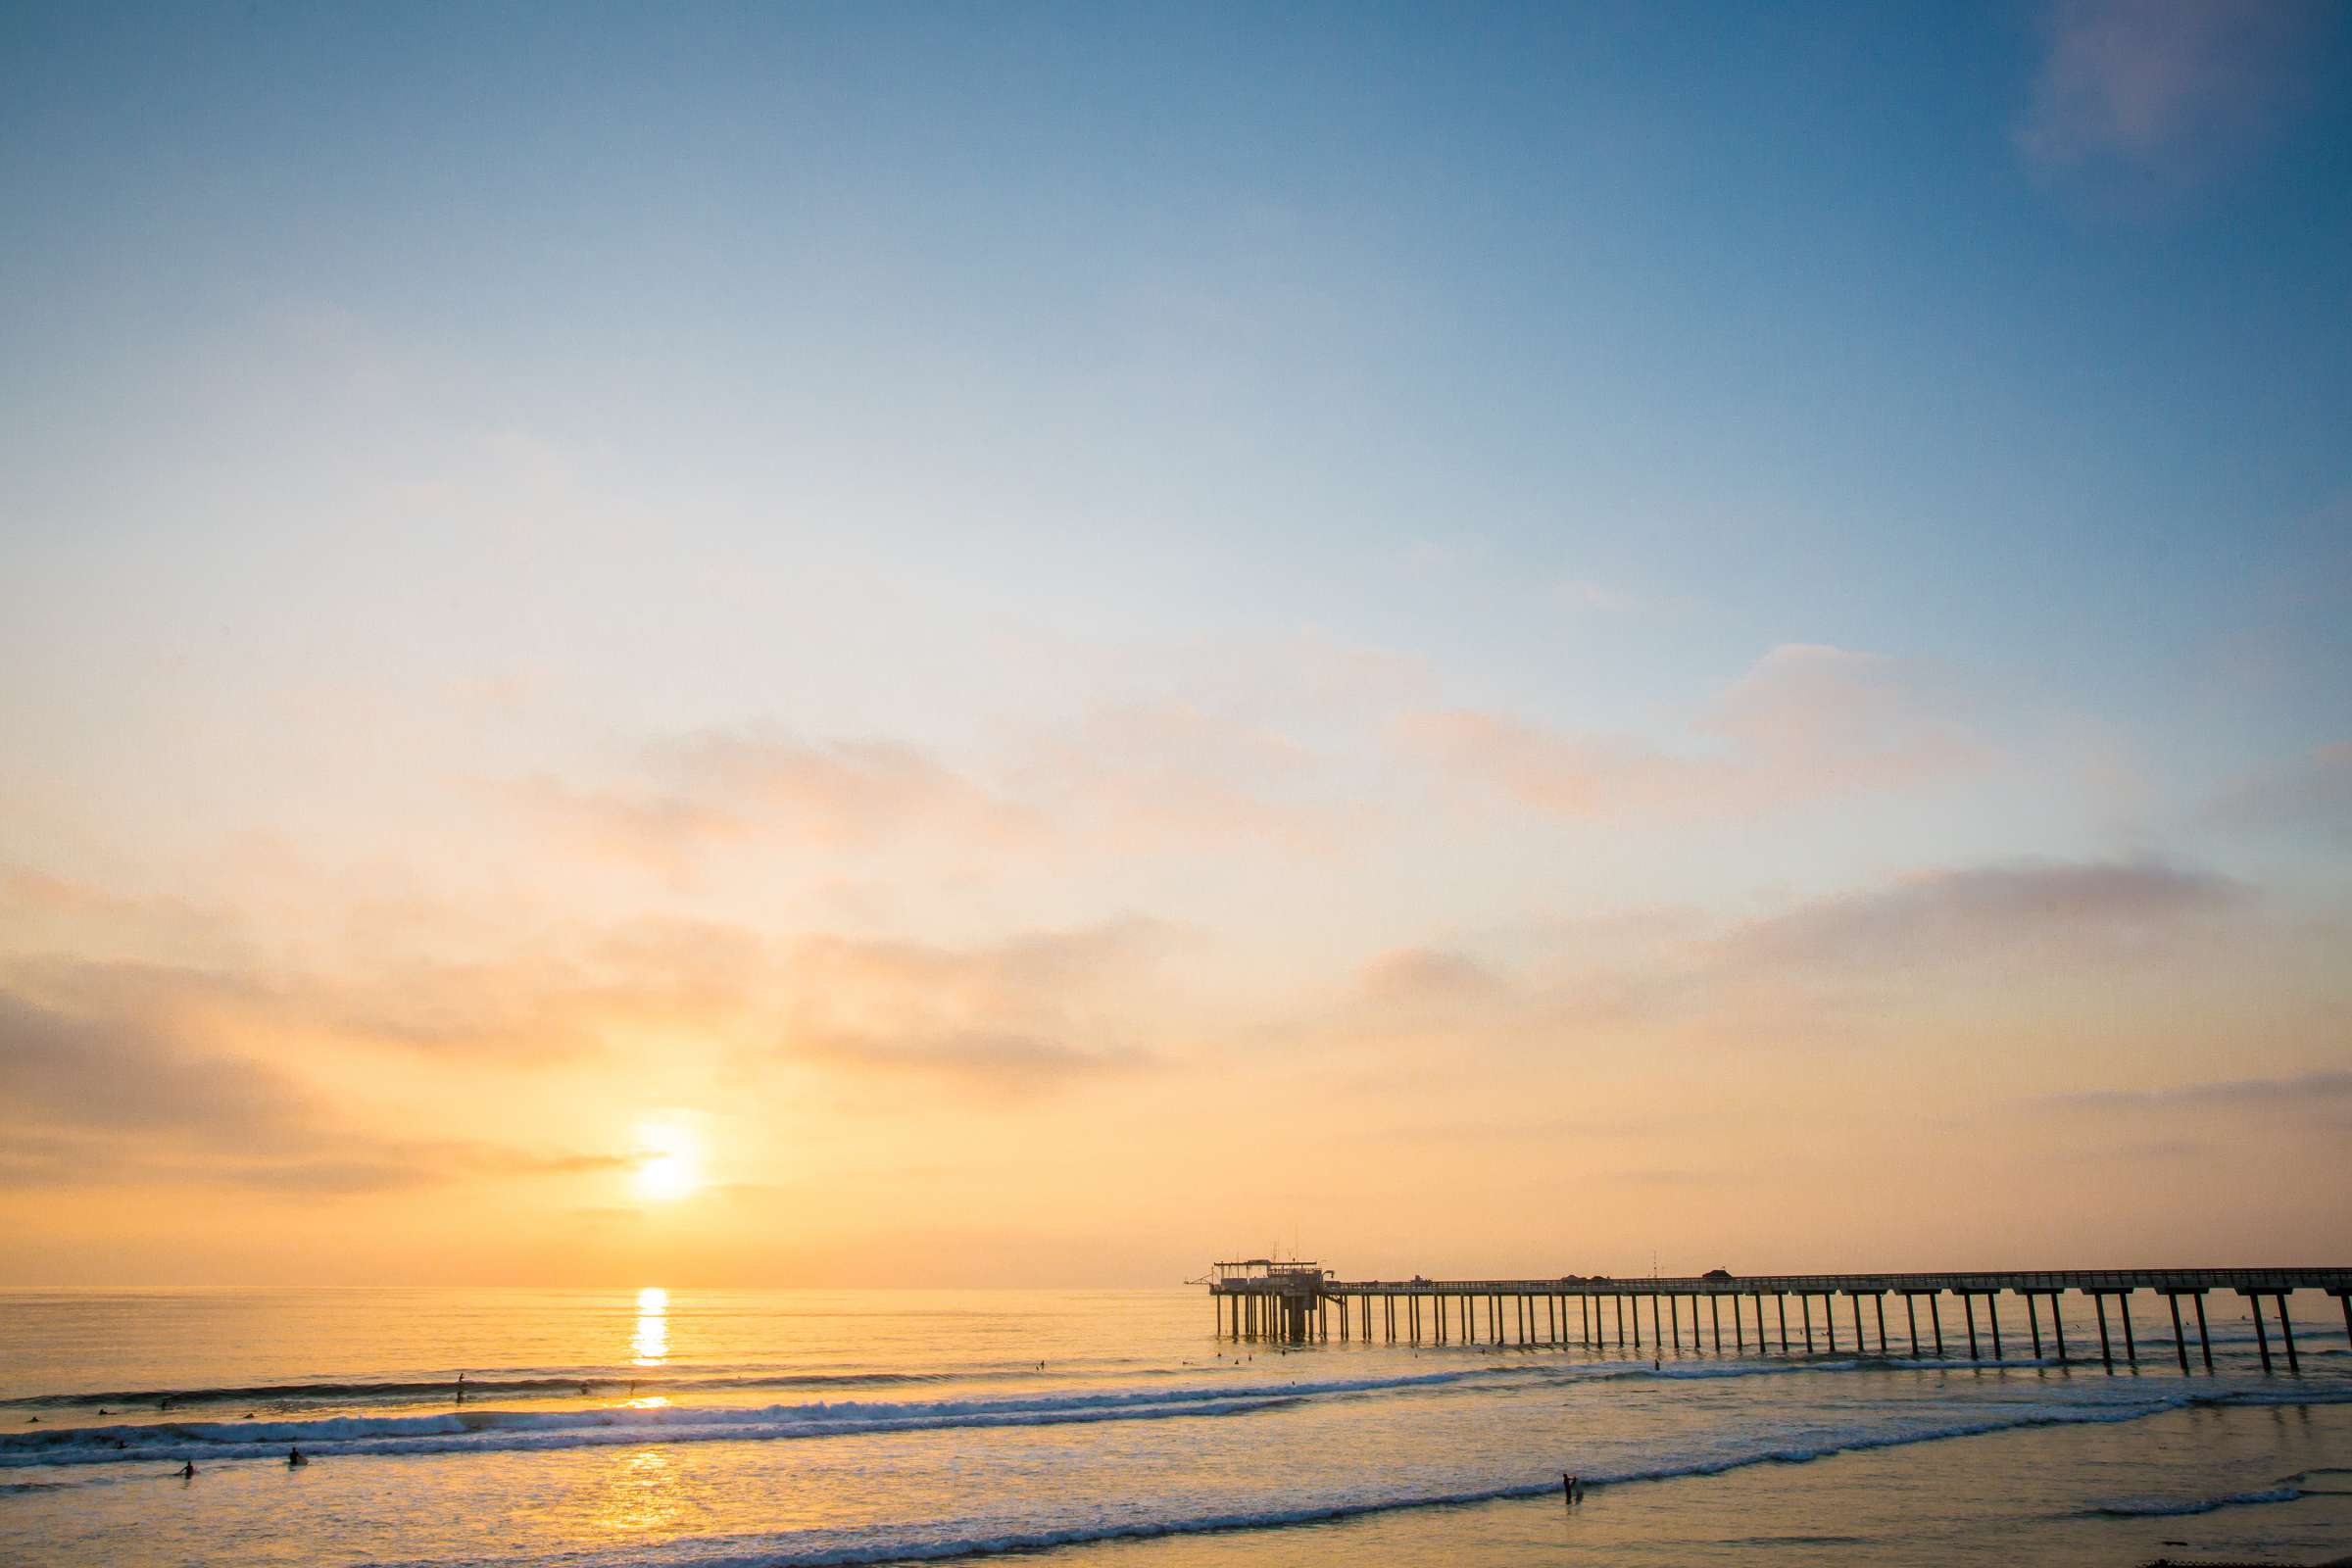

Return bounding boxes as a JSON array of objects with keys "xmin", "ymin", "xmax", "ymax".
[{"xmin": 3, "ymin": 1286, "xmax": 2348, "ymax": 1567}]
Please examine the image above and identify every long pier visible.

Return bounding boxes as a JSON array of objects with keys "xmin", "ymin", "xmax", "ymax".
[{"xmin": 1207, "ymin": 1261, "xmax": 2352, "ymax": 1375}]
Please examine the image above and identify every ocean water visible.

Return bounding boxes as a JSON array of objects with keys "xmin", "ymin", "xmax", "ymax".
[{"xmin": 3, "ymin": 1287, "xmax": 2349, "ymax": 1567}]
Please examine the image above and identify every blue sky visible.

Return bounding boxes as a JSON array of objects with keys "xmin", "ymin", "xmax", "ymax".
[{"xmin": 1, "ymin": 2, "xmax": 2348, "ymax": 1281}]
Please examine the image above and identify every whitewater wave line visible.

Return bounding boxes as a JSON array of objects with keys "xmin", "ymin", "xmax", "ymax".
[
  {"xmin": 2082, "ymin": 1485, "xmax": 2306, "ymax": 1517},
  {"xmin": 0, "ymin": 1340, "xmax": 2170, "ymax": 1419},
  {"xmin": 379, "ymin": 1389, "xmax": 2337, "ymax": 1568},
  {"xmin": 13, "ymin": 1351, "xmax": 2347, "ymax": 1470},
  {"xmin": 0, "ymin": 1367, "xmax": 1532, "ymax": 1468},
  {"xmin": 0, "ymin": 1353, "xmax": 1239, "ymax": 1413},
  {"xmin": 10, "ymin": 1322, "xmax": 2331, "ymax": 1414},
  {"xmin": 0, "ymin": 1371, "xmax": 992, "ymax": 1412}
]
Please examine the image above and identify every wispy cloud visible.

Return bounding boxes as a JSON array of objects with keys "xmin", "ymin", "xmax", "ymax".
[
  {"xmin": 2016, "ymin": 0, "xmax": 2328, "ymax": 192},
  {"xmin": 1554, "ymin": 577, "xmax": 1691, "ymax": 617},
  {"xmin": 504, "ymin": 688, "xmax": 1375, "ymax": 884},
  {"xmin": 0, "ymin": 986, "xmax": 633, "ymax": 1194},
  {"xmin": 2033, "ymin": 1068, "xmax": 2352, "ymax": 1113},
  {"xmin": 1395, "ymin": 644, "xmax": 1985, "ymax": 821},
  {"xmin": 1006, "ymin": 699, "xmax": 1346, "ymax": 855},
  {"xmin": 0, "ymin": 988, "xmax": 305, "ymax": 1137},
  {"xmin": 776, "ymin": 919, "xmax": 1179, "ymax": 1099},
  {"xmin": 795, "ymin": 1030, "xmax": 1158, "ymax": 1094},
  {"xmin": 1720, "ymin": 858, "xmax": 2243, "ymax": 973},
  {"xmin": 658, "ymin": 729, "xmax": 1041, "ymax": 851},
  {"xmin": 2205, "ymin": 741, "xmax": 2352, "ymax": 837}
]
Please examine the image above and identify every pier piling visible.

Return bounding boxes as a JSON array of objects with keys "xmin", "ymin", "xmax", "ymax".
[{"xmin": 1210, "ymin": 1266, "xmax": 2351, "ymax": 1383}]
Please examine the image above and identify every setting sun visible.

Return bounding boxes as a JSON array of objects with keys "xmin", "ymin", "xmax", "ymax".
[{"xmin": 631, "ymin": 1128, "xmax": 702, "ymax": 1203}]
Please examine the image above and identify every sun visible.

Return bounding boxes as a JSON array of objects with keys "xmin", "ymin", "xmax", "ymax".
[{"xmin": 631, "ymin": 1125, "xmax": 702, "ymax": 1202}]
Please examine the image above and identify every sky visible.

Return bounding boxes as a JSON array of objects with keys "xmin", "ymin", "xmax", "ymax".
[{"xmin": 1, "ymin": 0, "xmax": 2348, "ymax": 1287}]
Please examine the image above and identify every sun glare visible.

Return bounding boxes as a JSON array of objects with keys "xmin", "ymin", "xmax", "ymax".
[{"xmin": 631, "ymin": 1126, "xmax": 702, "ymax": 1202}]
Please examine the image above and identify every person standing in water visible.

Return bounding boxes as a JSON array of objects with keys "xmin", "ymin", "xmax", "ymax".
[{"xmin": 178, "ymin": 1461, "xmax": 195, "ymax": 1480}]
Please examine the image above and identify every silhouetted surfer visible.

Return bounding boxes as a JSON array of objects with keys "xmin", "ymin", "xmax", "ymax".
[
  {"xmin": 179, "ymin": 1461, "xmax": 196, "ymax": 1480},
  {"xmin": 456, "ymin": 1373, "xmax": 466, "ymax": 1405},
  {"xmin": 286, "ymin": 1446, "xmax": 308, "ymax": 1467}
]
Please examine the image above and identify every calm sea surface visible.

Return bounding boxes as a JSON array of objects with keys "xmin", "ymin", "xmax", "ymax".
[{"xmin": 3, "ymin": 1287, "xmax": 2348, "ymax": 1567}]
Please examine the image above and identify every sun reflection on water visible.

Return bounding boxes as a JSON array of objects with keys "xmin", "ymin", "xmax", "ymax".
[
  {"xmin": 632, "ymin": 1287, "xmax": 668, "ymax": 1366},
  {"xmin": 593, "ymin": 1446, "xmax": 682, "ymax": 1536}
]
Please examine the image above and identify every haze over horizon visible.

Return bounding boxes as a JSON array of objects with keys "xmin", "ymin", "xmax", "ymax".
[{"xmin": 3, "ymin": 1, "xmax": 2349, "ymax": 1288}]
